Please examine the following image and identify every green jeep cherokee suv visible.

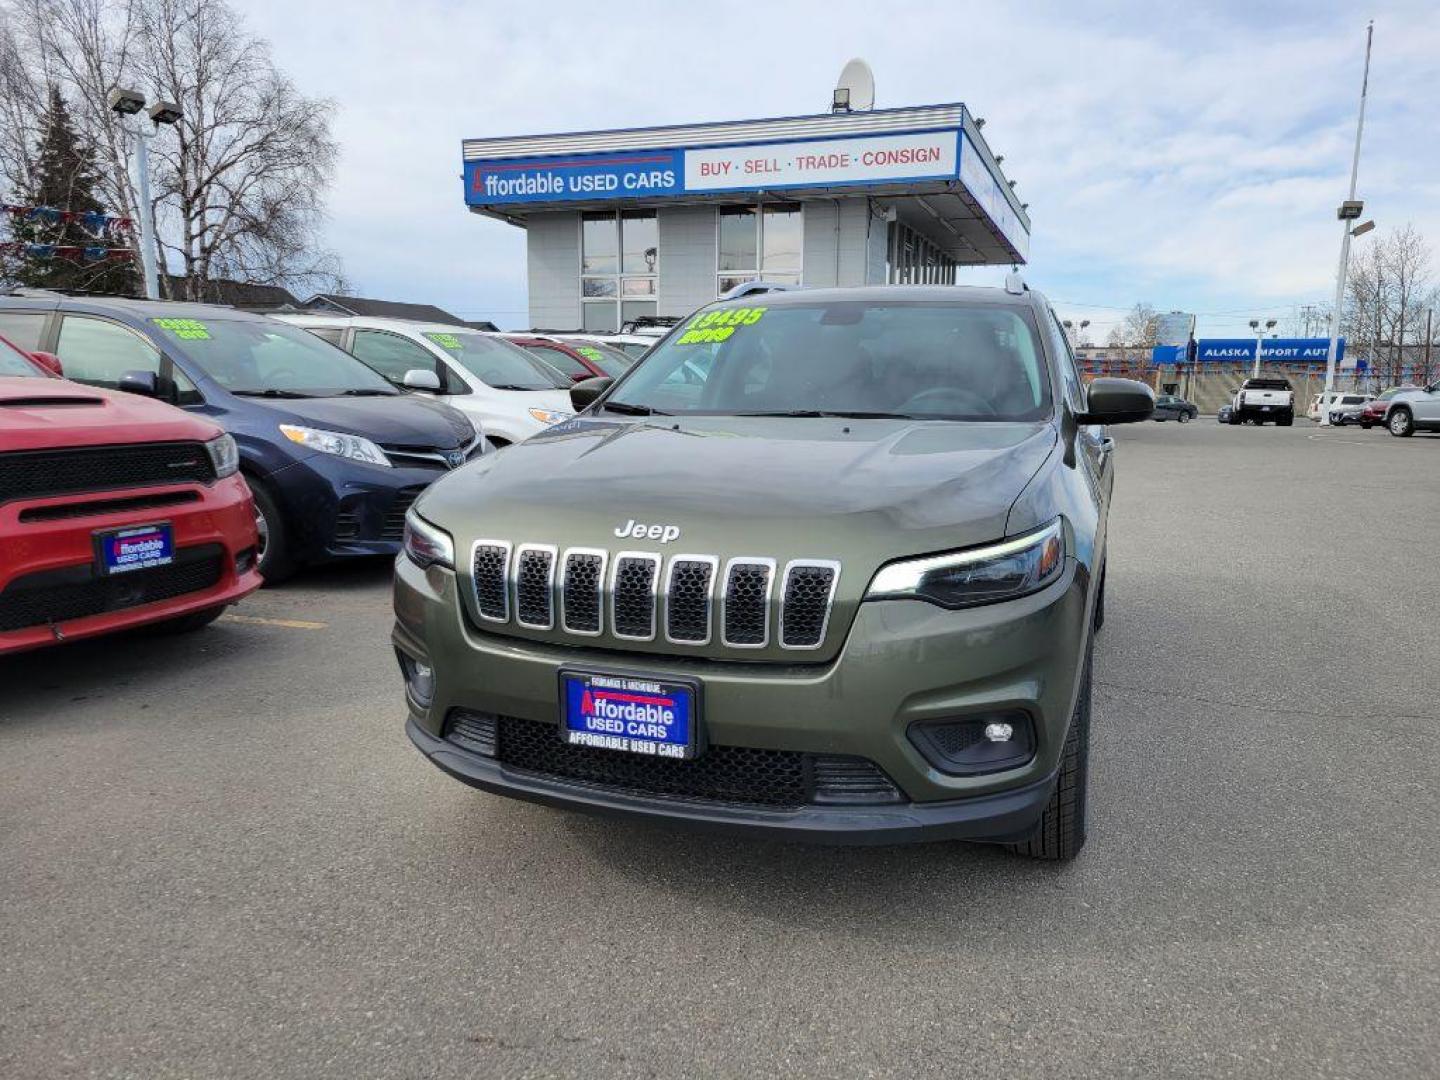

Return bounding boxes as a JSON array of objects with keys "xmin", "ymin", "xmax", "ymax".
[{"xmin": 394, "ymin": 284, "xmax": 1152, "ymax": 859}]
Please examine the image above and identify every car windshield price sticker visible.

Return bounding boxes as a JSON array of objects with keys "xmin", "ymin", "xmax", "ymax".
[
  {"xmin": 560, "ymin": 672, "xmax": 696, "ymax": 758},
  {"xmin": 151, "ymin": 318, "xmax": 210, "ymax": 340},
  {"xmin": 575, "ymin": 346, "xmax": 606, "ymax": 363},
  {"xmin": 675, "ymin": 306, "xmax": 766, "ymax": 345},
  {"xmin": 424, "ymin": 332, "xmax": 463, "ymax": 350}
]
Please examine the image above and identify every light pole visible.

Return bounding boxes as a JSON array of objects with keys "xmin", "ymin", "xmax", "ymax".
[
  {"xmin": 1249, "ymin": 318, "xmax": 1277, "ymax": 378},
  {"xmin": 1062, "ymin": 319, "xmax": 1090, "ymax": 347},
  {"xmin": 107, "ymin": 88, "xmax": 181, "ymax": 300},
  {"xmin": 1320, "ymin": 22, "xmax": 1374, "ymax": 426}
]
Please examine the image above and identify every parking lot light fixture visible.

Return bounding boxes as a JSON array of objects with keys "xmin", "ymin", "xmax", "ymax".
[{"xmin": 108, "ymin": 89, "xmax": 181, "ymax": 300}]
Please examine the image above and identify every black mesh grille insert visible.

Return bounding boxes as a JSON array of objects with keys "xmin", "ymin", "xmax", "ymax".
[
  {"xmin": 612, "ymin": 556, "xmax": 658, "ymax": 638},
  {"xmin": 666, "ymin": 559, "xmax": 713, "ymax": 643},
  {"xmin": 781, "ymin": 564, "xmax": 836, "ymax": 648},
  {"xmin": 472, "ymin": 544, "xmax": 509, "ymax": 620},
  {"xmin": 0, "ymin": 442, "xmax": 215, "ymax": 504},
  {"xmin": 723, "ymin": 562, "xmax": 771, "ymax": 646},
  {"xmin": 562, "ymin": 553, "xmax": 603, "ymax": 633},
  {"xmin": 515, "ymin": 548, "xmax": 555, "ymax": 627},
  {"xmin": 496, "ymin": 715, "xmax": 808, "ymax": 808},
  {"xmin": 0, "ymin": 548, "xmax": 224, "ymax": 632}
]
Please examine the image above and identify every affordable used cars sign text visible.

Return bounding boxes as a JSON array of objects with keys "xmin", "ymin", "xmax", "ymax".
[{"xmin": 464, "ymin": 130, "xmax": 961, "ymax": 205}]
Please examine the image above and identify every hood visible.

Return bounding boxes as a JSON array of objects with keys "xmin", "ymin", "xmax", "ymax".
[
  {"xmin": 420, "ymin": 414, "xmax": 1059, "ymax": 663},
  {"xmin": 422, "ymin": 415, "xmax": 1057, "ymax": 567},
  {"xmin": 245, "ymin": 392, "xmax": 474, "ymax": 449},
  {"xmin": 0, "ymin": 377, "xmax": 221, "ymax": 452}
]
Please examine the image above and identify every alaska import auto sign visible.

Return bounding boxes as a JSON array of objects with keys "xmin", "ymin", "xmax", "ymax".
[
  {"xmin": 1194, "ymin": 338, "xmax": 1346, "ymax": 363},
  {"xmin": 463, "ymin": 129, "xmax": 961, "ymax": 206}
]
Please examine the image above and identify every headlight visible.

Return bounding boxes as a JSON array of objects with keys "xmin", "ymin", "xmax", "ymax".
[
  {"xmin": 279, "ymin": 424, "xmax": 390, "ymax": 467},
  {"xmin": 402, "ymin": 508, "xmax": 453, "ymax": 570},
  {"xmin": 866, "ymin": 519, "xmax": 1065, "ymax": 609},
  {"xmin": 204, "ymin": 432, "xmax": 239, "ymax": 478},
  {"xmin": 528, "ymin": 407, "xmax": 574, "ymax": 426}
]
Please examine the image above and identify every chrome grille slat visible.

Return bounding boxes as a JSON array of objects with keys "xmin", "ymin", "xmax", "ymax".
[
  {"xmin": 664, "ymin": 555, "xmax": 717, "ymax": 645},
  {"xmin": 722, "ymin": 558, "xmax": 775, "ymax": 648},
  {"xmin": 561, "ymin": 549, "xmax": 607, "ymax": 635},
  {"xmin": 470, "ymin": 543, "xmax": 838, "ymax": 652},
  {"xmin": 611, "ymin": 552, "xmax": 661, "ymax": 640},
  {"xmin": 470, "ymin": 540, "xmax": 512, "ymax": 622},
  {"xmin": 514, "ymin": 544, "xmax": 557, "ymax": 629}
]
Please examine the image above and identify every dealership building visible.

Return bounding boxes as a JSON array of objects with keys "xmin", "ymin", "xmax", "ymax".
[{"xmin": 461, "ymin": 103, "xmax": 1030, "ymax": 331}]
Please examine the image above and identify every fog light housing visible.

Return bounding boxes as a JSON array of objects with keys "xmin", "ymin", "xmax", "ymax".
[
  {"xmin": 908, "ymin": 712, "xmax": 1036, "ymax": 776},
  {"xmin": 397, "ymin": 650, "xmax": 435, "ymax": 708}
]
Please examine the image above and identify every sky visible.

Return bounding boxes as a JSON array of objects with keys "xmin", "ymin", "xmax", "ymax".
[{"xmin": 240, "ymin": 0, "xmax": 1440, "ymax": 340}]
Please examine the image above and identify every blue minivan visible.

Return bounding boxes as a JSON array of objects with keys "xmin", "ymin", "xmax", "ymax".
[{"xmin": 0, "ymin": 294, "xmax": 484, "ymax": 581}]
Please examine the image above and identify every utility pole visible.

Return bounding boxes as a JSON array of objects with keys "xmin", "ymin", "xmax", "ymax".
[
  {"xmin": 1320, "ymin": 21, "xmax": 1374, "ymax": 425},
  {"xmin": 1425, "ymin": 308, "xmax": 1433, "ymax": 385}
]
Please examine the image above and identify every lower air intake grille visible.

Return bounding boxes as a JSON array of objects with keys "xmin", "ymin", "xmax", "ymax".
[
  {"xmin": 810, "ymin": 755, "xmax": 904, "ymax": 805},
  {"xmin": 515, "ymin": 547, "xmax": 555, "ymax": 628},
  {"xmin": 472, "ymin": 543, "xmax": 510, "ymax": 621},
  {"xmin": 723, "ymin": 561, "xmax": 772, "ymax": 646},
  {"xmin": 496, "ymin": 715, "xmax": 809, "ymax": 808},
  {"xmin": 445, "ymin": 710, "xmax": 498, "ymax": 756},
  {"xmin": 781, "ymin": 563, "xmax": 837, "ymax": 648},
  {"xmin": 0, "ymin": 548, "xmax": 224, "ymax": 632},
  {"xmin": 666, "ymin": 558, "xmax": 714, "ymax": 643},
  {"xmin": 381, "ymin": 487, "xmax": 423, "ymax": 542}
]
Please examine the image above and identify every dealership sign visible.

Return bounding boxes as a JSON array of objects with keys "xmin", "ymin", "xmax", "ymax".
[
  {"xmin": 684, "ymin": 130, "xmax": 955, "ymax": 192},
  {"xmin": 1153, "ymin": 338, "xmax": 1346, "ymax": 364}
]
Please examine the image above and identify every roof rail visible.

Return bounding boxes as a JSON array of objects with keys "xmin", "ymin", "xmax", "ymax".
[
  {"xmin": 1003, "ymin": 271, "xmax": 1028, "ymax": 295},
  {"xmin": 721, "ymin": 280, "xmax": 796, "ymax": 301}
]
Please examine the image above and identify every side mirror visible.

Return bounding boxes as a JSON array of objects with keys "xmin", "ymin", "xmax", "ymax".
[
  {"xmin": 29, "ymin": 350, "xmax": 63, "ymax": 377},
  {"xmin": 1076, "ymin": 377, "xmax": 1154, "ymax": 425},
  {"xmin": 402, "ymin": 368, "xmax": 442, "ymax": 392},
  {"xmin": 570, "ymin": 376, "xmax": 613, "ymax": 411},
  {"xmin": 118, "ymin": 369, "xmax": 160, "ymax": 398}
]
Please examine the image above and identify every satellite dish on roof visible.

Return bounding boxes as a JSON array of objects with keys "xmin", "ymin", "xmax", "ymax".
[{"xmin": 832, "ymin": 58, "xmax": 875, "ymax": 113}]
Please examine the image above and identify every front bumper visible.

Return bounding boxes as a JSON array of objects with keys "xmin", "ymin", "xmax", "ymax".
[
  {"xmin": 262, "ymin": 453, "xmax": 450, "ymax": 562},
  {"xmin": 394, "ymin": 554, "xmax": 1091, "ymax": 843}
]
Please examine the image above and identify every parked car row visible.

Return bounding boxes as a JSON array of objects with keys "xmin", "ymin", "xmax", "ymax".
[{"xmin": 0, "ymin": 293, "xmax": 642, "ymax": 655}]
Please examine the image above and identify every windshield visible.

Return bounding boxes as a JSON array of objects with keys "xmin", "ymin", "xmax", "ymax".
[
  {"xmin": 422, "ymin": 332, "xmax": 570, "ymax": 390},
  {"xmin": 0, "ymin": 339, "xmax": 43, "ymax": 377},
  {"xmin": 151, "ymin": 316, "xmax": 397, "ymax": 396},
  {"xmin": 569, "ymin": 341, "xmax": 632, "ymax": 377},
  {"xmin": 605, "ymin": 301, "xmax": 1053, "ymax": 421}
]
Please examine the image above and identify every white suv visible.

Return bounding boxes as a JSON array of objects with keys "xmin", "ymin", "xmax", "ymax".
[{"xmin": 272, "ymin": 314, "xmax": 575, "ymax": 447}]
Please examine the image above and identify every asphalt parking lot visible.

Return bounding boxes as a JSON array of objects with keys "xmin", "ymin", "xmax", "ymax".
[{"xmin": 3, "ymin": 420, "xmax": 1438, "ymax": 1080}]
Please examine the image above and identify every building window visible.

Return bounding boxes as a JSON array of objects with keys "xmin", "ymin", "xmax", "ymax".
[
  {"xmin": 716, "ymin": 203, "xmax": 802, "ymax": 295},
  {"xmin": 581, "ymin": 210, "xmax": 657, "ymax": 331},
  {"xmin": 886, "ymin": 220, "xmax": 957, "ymax": 285}
]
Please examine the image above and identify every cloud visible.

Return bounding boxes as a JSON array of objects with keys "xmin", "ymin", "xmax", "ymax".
[{"xmin": 238, "ymin": 0, "xmax": 1440, "ymax": 336}]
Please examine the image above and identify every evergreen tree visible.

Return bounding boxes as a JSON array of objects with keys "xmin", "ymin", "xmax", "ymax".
[{"xmin": 10, "ymin": 85, "xmax": 135, "ymax": 294}]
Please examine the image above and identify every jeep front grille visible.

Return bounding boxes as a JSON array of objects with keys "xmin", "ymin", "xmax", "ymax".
[{"xmin": 468, "ymin": 543, "xmax": 840, "ymax": 652}]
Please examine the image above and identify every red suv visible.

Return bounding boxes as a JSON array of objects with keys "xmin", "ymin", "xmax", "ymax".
[
  {"xmin": 0, "ymin": 336, "xmax": 261, "ymax": 653},
  {"xmin": 503, "ymin": 335, "xmax": 631, "ymax": 382}
]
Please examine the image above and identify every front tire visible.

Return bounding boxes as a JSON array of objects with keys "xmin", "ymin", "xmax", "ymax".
[
  {"xmin": 249, "ymin": 479, "xmax": 297, "ymax": 584},
  {"xmin": 1006, "ymin": 641, "xmax": 1091, "ymax": 861},
  {"xmin": 1178, "ymin": 412, "xmax": 1190, "ymax": 424},
  {"xmin": 1389, "ymin": 408, "xmax": 1414, "ymax": 437}
]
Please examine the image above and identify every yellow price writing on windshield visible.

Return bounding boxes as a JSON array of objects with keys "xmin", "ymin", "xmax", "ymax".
[
  {"xmin": 151, "ymin": 317, "xmax": 210, "ymax": 340},
  {"xmin": 675, "ymin": 306, "xmax": 766, "ymax": 346},
  {"xmin": 424, "ymin": 332, "xmax": 463, "ymax": 350}
]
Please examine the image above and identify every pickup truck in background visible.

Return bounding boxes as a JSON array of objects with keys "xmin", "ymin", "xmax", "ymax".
[{"xmin": 1229, "ymin": 377, "xmax": 1295, "ymax": 426}]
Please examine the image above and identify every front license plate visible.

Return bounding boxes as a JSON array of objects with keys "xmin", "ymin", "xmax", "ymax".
[
  {"xmin": 1262, "ymin": 405, "xmax": 1273, "ymax": 411},
  {"xmin": 559, "ymin": 670, "xmax": 698, "ymax": 759},
  {"xmin": 97, "ymin": 522, "xmax": 174, "ymax": 575}
]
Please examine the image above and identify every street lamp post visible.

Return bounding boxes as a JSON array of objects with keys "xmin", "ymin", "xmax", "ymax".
[
  {"xmin": 1320, "ymin": 22, "xmax": 1374, "ymax": 426},
  {"xmin": 106, "ymin": 89, "xmax": 181, "ymax": 300},
  {"xmin": 1249, "ymin": 318, "xmax": 1277, "ymax": 379}
]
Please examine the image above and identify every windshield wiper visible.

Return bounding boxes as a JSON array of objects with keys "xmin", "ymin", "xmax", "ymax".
[
  {"xmin": 736, "ymin": 409, "xmax": 917, "ymax": 419},
  {"xmin": 232, "ymin": 388, "xmax": 316, "ymax": 399},
  {"xmin": 490, "ymin": 383, "xmax": 550, "ymax": 391},
  {"xmin": 601, "ymin": 401, "xmax": 669, "ymax": 416},
  {"xmin": 341, "ymin": 388, "xmax": 397, "ymax": 396}
]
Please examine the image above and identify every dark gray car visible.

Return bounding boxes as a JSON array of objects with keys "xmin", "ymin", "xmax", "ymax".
[{"xmin": 394, "ymin": 284, "xmax": 1153, "ymax": 859}]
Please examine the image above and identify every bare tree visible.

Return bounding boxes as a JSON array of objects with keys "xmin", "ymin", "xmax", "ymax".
[
  {"xmin": 1342, "ymin": 224, "xmax": 1437, "ymax": 387},
  {"xmin": 0, "ymin": 0, "xmax": 345, "ymax": 297}
]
